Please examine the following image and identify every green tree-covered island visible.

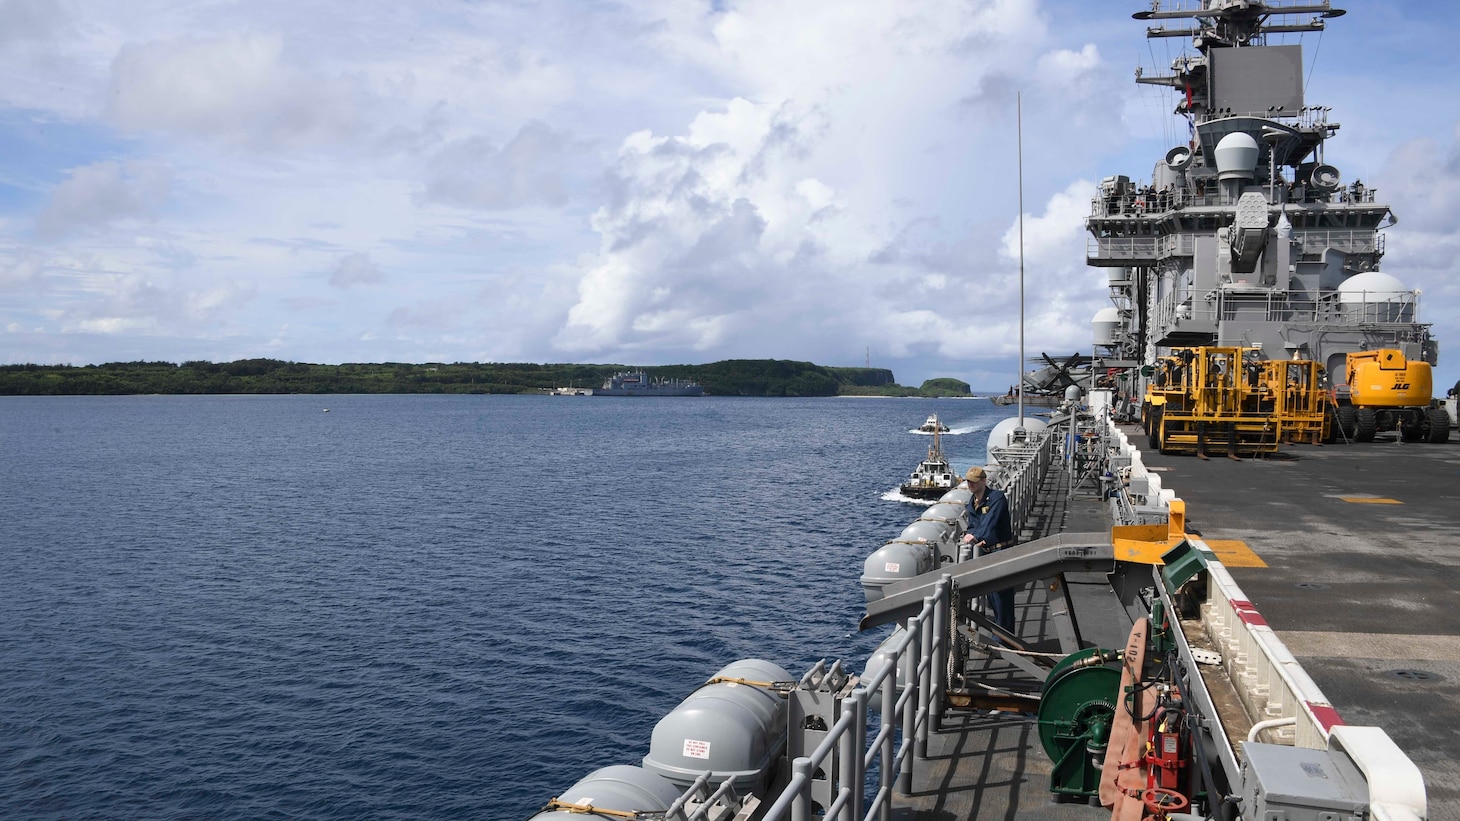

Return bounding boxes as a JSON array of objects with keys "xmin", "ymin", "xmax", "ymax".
[{"xmin": 0, "ymin": 359, "xmax": 975, "ymax": 398}]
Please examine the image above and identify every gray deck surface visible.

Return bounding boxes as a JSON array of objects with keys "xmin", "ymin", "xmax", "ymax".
[
  {"xmin": 1137, "ymin": 428, "xmax": 1460, "ymax": 817},
  {"xmin": 896, "ymin": 449, "xmax": 1122, "ymax": 819},
  {"xmin": 893, "ymin": 426, "xmax": 1460, "ymax": 819}
]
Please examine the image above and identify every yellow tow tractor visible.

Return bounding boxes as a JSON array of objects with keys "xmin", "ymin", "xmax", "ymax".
[
  {"xmin": 1266, "ymin": 357, "xmax": 1328, "ymax": 446},
  {"xmin": 1143, "ymin": 347, "xmax": 1254, "ymax": 458},
  {"xmin": 1331, "ymin": 348, "xmax": 1450, "ymax": 443},
  {"xmin": 1141, "ymin": 347, "xmax": 1328, "ymax": 458}
]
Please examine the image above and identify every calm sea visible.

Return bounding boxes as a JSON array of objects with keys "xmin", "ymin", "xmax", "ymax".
[{"xmin": 1, "ymin": 394, "xmax": 1019, "ymax": 819}]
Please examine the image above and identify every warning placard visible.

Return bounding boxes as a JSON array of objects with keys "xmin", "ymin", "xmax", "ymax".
[{"xmin": 682, "ymin": 738, "xmax": 712, "ymax": 760}]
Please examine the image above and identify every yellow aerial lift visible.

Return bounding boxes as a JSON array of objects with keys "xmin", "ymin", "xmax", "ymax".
[{"xmin": 1331, "ymin": 348, "xmax": 1450, "ymax": 443}]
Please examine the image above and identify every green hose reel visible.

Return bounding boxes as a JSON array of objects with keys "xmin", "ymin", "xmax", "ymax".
[{"xmin": 1037, "ymin": 647, "xmax": 1123, "ymax": 801}]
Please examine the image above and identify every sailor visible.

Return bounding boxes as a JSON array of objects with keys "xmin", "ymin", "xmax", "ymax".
[{"xmin": 959, "ymin": 466, "xmax": 1017, "ymax": 634}]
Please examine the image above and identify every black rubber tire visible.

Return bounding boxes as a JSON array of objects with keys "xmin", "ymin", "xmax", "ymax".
[
  {"xmin": 1337, "ymin": 405, "xmax": 1357, "ymax": 440},
  {"xmin": 1355, "ymin": 407, "xmax": 1377, "ymax": 442},
  {"xmin": 1148, "ymin": 407, "xmax": 1162, "ymax": 451},
  {"xmin": 1427, "ymin": 406, "xmax": 1451, "ymax": 444},
  {"xmin": 1158, "ymin": 419, "xmax": 1174, "ymax": 455}
]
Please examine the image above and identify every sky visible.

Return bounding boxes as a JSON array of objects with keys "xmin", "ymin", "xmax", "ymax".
[{"xmin": 2, "ymin": 0, "xmax": 1459, "ymax": 391}]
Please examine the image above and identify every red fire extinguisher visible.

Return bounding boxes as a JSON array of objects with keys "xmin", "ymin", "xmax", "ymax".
[{"xmin": 1145, "ymin": 702, "xmax": 1189, "ymax": 794}]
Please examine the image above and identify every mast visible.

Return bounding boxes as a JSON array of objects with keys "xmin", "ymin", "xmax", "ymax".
[{"xmin": 1017, "ymin": 92, "xmax": 1026, "ymax": 427}]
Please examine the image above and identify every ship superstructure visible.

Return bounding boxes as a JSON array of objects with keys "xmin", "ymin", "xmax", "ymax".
[{"xmin": 1088, "ymin": 1, "xmax": 1434, "ymax": 406}]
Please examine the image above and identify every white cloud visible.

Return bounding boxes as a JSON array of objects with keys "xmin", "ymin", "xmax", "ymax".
[
  {"xmin": 0, "ymin": 248, "xmax": 47, "ymax": 292},
  {"xmin": 34, "ymin": 160, "xmax": 172, "ymax": 240},
  {"xmin": 1378, "ymin": 127, "xmax": 1460, "ymax": 237},
  {"xmin": 549, "ymin": 0, "xmax": 1095, "ymax": 372},
  {"xmin": 421, "ymin": 121, "xmax": 575, "ymax": 210},
  {"xmin": 329, "ymin": 252, "xmax": 385, "ymax": 288},
  {"xmin": 58, "ymin": 270, "xmax": 256, "ymax": 338},
  {"xmin": 1001, "ymin": 179, "xmax": 1095, "ymax": 266},
  {"xmin": 106, "ymin": 33, "xmax": 369, "ymax": 148},
  {"xmin": 387, "ymin": 296, "xmax": 471, "ymax": 332},
  {"xmin": 1375, "ymin": 124, "xmax": 1460, "ymax": 367},
  {"xmin": 553, "ymin": 98, "xmax": 819, "ymax": 355},
  {"xmin": 0, "ymin": 0, "xmax": 67, "ymax": 49}
]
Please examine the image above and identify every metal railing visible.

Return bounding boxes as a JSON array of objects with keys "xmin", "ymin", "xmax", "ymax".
[
  {"xmin": 1089, "ymin": 183, "xmax": 1380, "ymax": 220},
  {"xmin": 1062, "ymin": 410, "xmax": 1110, "ymax": 499},
  {"xmin": 757, "ymin": 430, "xmax": 1060, "ymax": 820},
  {"xmin": 663, "ymin": 773, "xmax": 751, "ymax": 821},
  {"xmin": 1088, "ymin": 226, "xmax": 1386, "ymax": 265},
  {"xmin": 990, "ymin": 426, "xmax": 1058, "ymax": 533},
  {"xmin": 657, "ymin": 426, "xmax": 1063, "ymax": 821},
  {"xmin": 1146, "ymin": 285, "xmax": 1426, "ymax": 339},
  {"xmin": 761, "ymin": 578, "xmax": 951, "ymax": 821}
]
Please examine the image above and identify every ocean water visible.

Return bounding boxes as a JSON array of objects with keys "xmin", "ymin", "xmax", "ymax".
[{"xmin": 0, "ymin": 394, "xmax": 1021, "ymax": 819}]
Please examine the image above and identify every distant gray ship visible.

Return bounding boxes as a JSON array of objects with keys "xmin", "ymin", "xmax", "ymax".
[{"xmin": 592, "ymin": 371, "xmax": 704, "ymax": 397}]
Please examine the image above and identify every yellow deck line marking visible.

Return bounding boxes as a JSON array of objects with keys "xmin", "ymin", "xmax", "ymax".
[
  {"xmin": 1338, "ymin": 497, "xmax": 1403, "ymax": 505},
  {"xmin": 1202, "ymin": 539, "xmax": 1267, "ymax": 568}
]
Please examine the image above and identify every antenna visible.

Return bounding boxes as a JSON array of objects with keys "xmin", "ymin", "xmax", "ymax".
[
  {"xmin": 866, "ymin": 346, "xmax": 870, "ymax": 368},
  {"xmin": 1017, "ymin": 92, "xmax": 1026, "ymax": 427}
]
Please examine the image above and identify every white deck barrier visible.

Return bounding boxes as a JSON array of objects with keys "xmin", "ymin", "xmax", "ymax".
[{"xmin": 1105, "ymin": 404, "xmax": 1428, "ymax": 818}]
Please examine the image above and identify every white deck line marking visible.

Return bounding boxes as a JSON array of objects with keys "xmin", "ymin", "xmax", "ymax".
[{"xmin": 1281, "ymin": 631, "xmax": 1460, "ymax": 662}]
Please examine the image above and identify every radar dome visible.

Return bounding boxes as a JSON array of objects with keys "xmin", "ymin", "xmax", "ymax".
[
  {"xmin": 1337, "ymin": 271, "xmax": 1414, "ymax": 322},
  {"xmin": 1214, "ymin": 132, "xmax": 1259, "ymax": 181},
  {"xmin": 986, "ymin": 416, "xmax": 1049, "ymax": 465},
  {"xmin": 1337, "ymin": 271, "xmax": 1408, "ymax": 302},
  {"xmin": 1092, "ymin": 307, "xmax": 1121, "ymax": 346}
]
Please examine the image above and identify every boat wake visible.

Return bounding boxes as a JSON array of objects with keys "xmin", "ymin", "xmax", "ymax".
[
  {"xmin": 880, "ymin": 488, "xmax": 939, "ymax": 506},
  {"xmin": 909, "ymin": 422, "xmax": 985, "ymax": 436}
]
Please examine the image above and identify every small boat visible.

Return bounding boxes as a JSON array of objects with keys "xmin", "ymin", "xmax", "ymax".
[
  {"xmin": 899, "ymin": 427, "xmax": 957, "ymax": 500},
  {"xmin": 917, "ymin": 414, "xmax": 950, "ymax": 433}
]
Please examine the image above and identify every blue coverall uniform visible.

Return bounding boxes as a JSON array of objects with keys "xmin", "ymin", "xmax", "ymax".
[{"xmin": 967, "ymin": 486, "xmax": 1016, "ymax": 632}]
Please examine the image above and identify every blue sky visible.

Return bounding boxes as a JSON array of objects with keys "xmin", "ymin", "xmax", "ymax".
[{"xmin": 2, "ymin": 0, "xmax": 1458, "ymax": 391}]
